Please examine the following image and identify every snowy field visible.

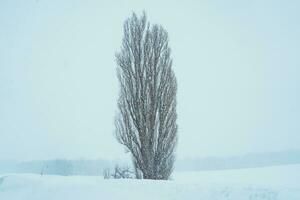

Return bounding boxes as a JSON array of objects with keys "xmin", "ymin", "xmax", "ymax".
[{"xmin": 0, "ymin": 164, "xmax": 300, "ymax": 200}]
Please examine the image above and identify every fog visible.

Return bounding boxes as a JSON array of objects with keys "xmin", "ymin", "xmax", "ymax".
[{"xmin": 1, "ymin": 0, "xmax": 299, "ymax": 161}]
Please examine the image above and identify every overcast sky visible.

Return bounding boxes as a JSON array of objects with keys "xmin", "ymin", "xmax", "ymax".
[{"xmin": 0, "ymin": 0, "xmax": 299, "ymax": 161}]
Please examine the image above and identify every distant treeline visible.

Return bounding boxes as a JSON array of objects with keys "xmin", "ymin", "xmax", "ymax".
[
  {"xmin": 0, "ymin": 159, "xmax": 119, "ymax": 176},
  {"xmin": 1, "ymin": 151, "xmax": 300, "ymax": 175},
  {"xmin": 175, "ymin": 150, "xmax": 300, "ymax": 171}
]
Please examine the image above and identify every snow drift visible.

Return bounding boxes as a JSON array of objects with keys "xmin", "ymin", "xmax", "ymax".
[{"xmin": 1, "ymin": 164, "xmax": 300, "ymax": 200}]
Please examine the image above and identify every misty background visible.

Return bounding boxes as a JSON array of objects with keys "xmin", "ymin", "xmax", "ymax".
[{"xmin": 1, "ymin": 0, "xmax": 299, "ymax": 173}]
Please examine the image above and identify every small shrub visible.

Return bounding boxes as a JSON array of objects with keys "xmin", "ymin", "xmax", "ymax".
[{"xmin": 103, "ymin": 165, "xmax": 134, "ymax": 179}]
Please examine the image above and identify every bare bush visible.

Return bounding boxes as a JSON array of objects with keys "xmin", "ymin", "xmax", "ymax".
[{"xmin": 103, "ymin": 165, "xmax": 135, "ymax": 179}]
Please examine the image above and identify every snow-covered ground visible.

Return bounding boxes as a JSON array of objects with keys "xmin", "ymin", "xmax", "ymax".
[{"xmin": 1, "ymin": 164, "xmax": 299, "ymax": 200}]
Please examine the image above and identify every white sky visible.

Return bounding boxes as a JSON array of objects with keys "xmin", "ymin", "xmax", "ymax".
[{"xmin": 0, "ymin": 0, "xmax": 300, "ymax": 161}]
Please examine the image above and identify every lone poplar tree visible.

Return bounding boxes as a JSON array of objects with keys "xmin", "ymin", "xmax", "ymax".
[{"xmin": 115, "ymin": 12, "xmax": 177, "ymax": 180}]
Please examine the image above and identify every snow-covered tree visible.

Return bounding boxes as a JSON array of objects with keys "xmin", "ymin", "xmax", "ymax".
[{"xmin": 115, "ymin": 12, "xmax": 177, "ymax": 180}]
